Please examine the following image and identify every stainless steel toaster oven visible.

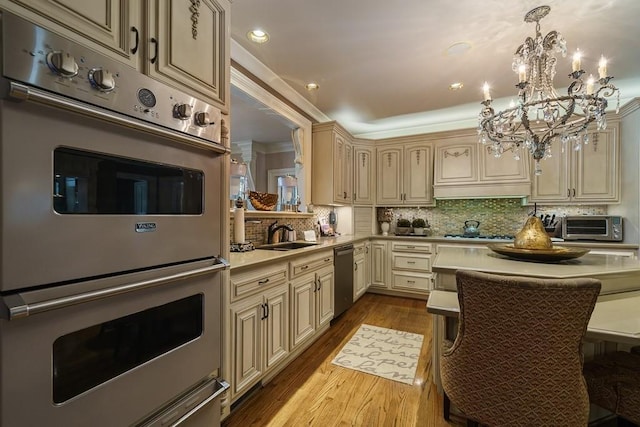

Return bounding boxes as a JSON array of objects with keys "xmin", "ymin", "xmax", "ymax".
[{"xmin": 561, "ymin": 215, "xmax": 623, "ymax": 241}]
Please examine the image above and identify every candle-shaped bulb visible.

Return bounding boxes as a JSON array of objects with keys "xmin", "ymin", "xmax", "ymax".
[
  {"xmin": 586, "ymin": 75, "xmax": 595, "ymax": 95},
  {"xmin": 572, "ymin": 50, "xmax": 582, "ymax": 72},
  {"xmin": 598, "ymin": 56, "xmax": 608, "ymax": 79},
  {"xmin": 518, "ymin": 64, "xmax": 526, "ymax": 83},
  {"xmin": 482, "ymin": 82, "xmax": 491, "ymax": 101}
]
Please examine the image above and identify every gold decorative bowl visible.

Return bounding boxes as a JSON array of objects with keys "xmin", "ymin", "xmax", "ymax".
[{"xmin": 249, "ymin": 191, "xmax": 278, "ymax": 211}]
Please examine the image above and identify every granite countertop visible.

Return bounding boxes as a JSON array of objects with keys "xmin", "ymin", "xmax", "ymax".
[
  {"xmin": 229, "ymin": 234, "xmax": 638, "ymax": 271},
  {"xmin": 433, "ymin": 246, "xmax": 640, "ymax": 279},
  {"xmin": 229, "ymin": 235, "xmax": 368, "ymax": 271},
  {"xmin": 372, "ymin": 234, "xmax": 639, "ymax": 250}
]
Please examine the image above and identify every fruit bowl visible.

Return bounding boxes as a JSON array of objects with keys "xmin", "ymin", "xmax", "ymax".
[{"xmin": 248, "ymin": 191, "xmax": 278, "ymax": 211}]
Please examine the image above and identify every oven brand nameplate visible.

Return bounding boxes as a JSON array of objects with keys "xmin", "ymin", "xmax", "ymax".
[{"xmin": 136, "ymin": 222, "xmax": 157, "ymax": 232}]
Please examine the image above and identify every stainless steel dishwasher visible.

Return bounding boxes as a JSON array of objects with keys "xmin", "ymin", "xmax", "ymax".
[{"xmin": 333, "ymin": 244, "xmax": 354, "ymax": 318}]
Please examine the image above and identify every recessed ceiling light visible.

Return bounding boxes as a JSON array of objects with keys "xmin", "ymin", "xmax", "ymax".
[
  {"xmin": 247, "ymin": 29, "xmax": 269, "ymax": 44},
  {"xmin": 446, "ymin": 42, "xmax": 472, "ymax": 56},
  {"xmin": 305, "ymin": 83, "xmax": 319, "ymax": 91},
  {"xmin": 449, "ymin": 82, "xmax": 464, "ymax": 91}
]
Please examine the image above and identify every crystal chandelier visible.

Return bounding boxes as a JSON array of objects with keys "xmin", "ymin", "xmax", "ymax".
[{"xmin": 478, "ymin": 5, "xmax": 620, "ymax": 175}]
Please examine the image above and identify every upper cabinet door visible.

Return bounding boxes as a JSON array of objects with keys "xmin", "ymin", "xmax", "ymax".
[
  {"xmin": 573, "ymin": 125, "xmax": 619, "ymax": 203},
  {"xmin": 376, "ymin": 147, "xmax": 403, "ymax": 205},
  {"xmin": 434, "ymin": 142, "xmax": 477, "ymax": 185},
  {"xmin": 5, "ymin": 0, "xmax": 141, "ymax": 68},
  {"xmin": 404, "ymin": 143, "xmax": 433, "ymax": 204},
  {"xmin": 146, "ymin": 0, "xmax": 230, "ymax": 111},
  {"xmin": 479, "ymin": 144, "xmax": 530, "ymax": 182},
  {"xmin": 333, "ymin": 135, "xmax": 347, "ymax": 202},
  {"xmin": 530, "ymin": 142, "xmax": 570, "ymax": 202},
  {"xmin": 353, "ymin": 145, "xmax": 375, "ymax": 205}
]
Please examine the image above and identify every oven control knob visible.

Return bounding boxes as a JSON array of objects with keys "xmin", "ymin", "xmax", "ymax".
[
  {"xmin": 46, "ymin": 51, "xmax": 79, "ymax": 78},
  {"xmin": 173, "ymin": 103, "xmax": 192, "ymax": 120},
  {"xmin": 194, "ymin": 111, "xmax": 211, "ymax": 127},
  {"xmin": 88, "ymin": 68, "xmax": 116, "ymax": 92}
]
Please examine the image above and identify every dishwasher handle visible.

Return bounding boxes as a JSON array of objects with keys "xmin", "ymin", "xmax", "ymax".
[{"xmin": 334, "ymin": 245, "xmax": 354, "ymax": 257}]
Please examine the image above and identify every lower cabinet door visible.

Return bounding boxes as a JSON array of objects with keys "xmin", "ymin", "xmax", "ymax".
[
  {"xmin": 316, "ymin": 267, "xmax": 334, "ymax": 328},
  {"xmin": 230, "ymin": 295, "xmax": 262, "ymax": 397},
  {"xmin": 290, "ymin": 275, "xmax": 316, "ymax": 349},
  {"xmin": 264, "ymin": 286, "xmax": 290, "ymax": 371}
]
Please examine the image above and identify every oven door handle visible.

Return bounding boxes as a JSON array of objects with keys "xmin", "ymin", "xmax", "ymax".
[
  {"xmin": 7, "ymin": 82, "xmax": 230, "ymax": 155},
  {"xmin": 1, "ymin": 258, "xmax": 230, "ymax": 320}
]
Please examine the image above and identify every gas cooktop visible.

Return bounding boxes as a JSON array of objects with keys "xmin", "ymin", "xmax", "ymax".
[{"xmin": 444, "ymin": 234, "xmax": 515, "ymax": 240}]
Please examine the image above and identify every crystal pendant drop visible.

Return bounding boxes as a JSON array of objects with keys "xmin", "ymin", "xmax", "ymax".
[{"xmin": 534, "ymin": 160, "xmax": 542, "ymax": 176}]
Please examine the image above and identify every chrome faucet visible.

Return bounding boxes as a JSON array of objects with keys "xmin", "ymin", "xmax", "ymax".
[{"xmin": 267, "ymin": 221, "xmax": 294, "ymax": 244}]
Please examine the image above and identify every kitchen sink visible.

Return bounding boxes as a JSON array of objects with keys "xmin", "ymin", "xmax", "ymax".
[{"xmin": 256, "ymin": 242, "xmax": 318, "ymax": 251}]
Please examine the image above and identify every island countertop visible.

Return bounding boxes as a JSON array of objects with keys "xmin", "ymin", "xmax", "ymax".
[{"xmin": 433, "ymin": 246, "xmax": 640, "ymax": 294}]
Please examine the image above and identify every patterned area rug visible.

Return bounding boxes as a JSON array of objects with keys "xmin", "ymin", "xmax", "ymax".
[{"xmin": 331, "ymin": 324, "xmax": 424, "ymax": 385}]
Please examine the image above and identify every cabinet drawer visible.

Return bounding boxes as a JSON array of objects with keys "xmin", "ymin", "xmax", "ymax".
[
  {"xmin": 231, "ymin": 263, "xmax": 288, "ymax": 301},
  {"xmin": 392, "ymin": 253, "xmax": 431, "ymax": 272},
  {"xmin": 289, "ymin": 250, "xmax": 334, "ymax": 279},
  {"xmin": 391, "ymin": 271, "xmax": 432, "ymax": 291},
  {"xmin": 391, "ymin": 242, "xmax": 432, "ymax": 253},
  {"xmin": 354, "ymin": 244, "xmax": 366, "ymax": 257}
]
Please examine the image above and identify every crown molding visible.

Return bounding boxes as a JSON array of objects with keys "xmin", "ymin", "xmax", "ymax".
[{"xmin": 231, "ymin": 39, "xmax": 331, "ymax": 124}]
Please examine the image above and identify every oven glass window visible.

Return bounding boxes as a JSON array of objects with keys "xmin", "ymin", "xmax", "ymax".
[
  {"xmin": 52, "ymin": 294, "xmax": 203, "ymax": 403},
  {"xmin": 54, "ymin": 148, "xmax": 203, "ymax": 214}
]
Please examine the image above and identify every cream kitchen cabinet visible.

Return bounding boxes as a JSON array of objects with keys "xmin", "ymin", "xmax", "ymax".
[
  {"xmin": 390, "ymin": 241, "xmax": 433, "ymax": 295},
  {"xmin": 352, "ymin": 142, "xmax": 375, "ymax": 205},
  {"xmin": 289, "ymin": 251, "xmax": 334, "ymax": 349},
  {"xmin": 4, "ymin": 0, "xmax": 231, "ymax": 111},
  {"xmin": 1, "ymin": 0, "xmax": 141, "ymax": 68},
  {"xmin": 230, "ymin": 266, "xmax": 289, "ymax": 399},
  {"xmin": 433, "ymin": 131, "xmax": 530, "ymax": 198},
  {"xmin": 529, "ymin": 122, "xmax": 620, "ymax": 204},
  {"xmin": 145, "ymin": 0, "xmax": 230, "ymax": 111},
  {"xmin": 312, "ymin": 122, "xmax": 353, "ymax": 205},
  {"xmin": 376, "ymin": 141, "xmax": 434, "ymax": 206},
  {"xmin": 353, "ymin": 242, "xmax": 370, "ymax": 301},
  {"xmin": 369, "ymin": 240, "xmax": 389, "ymax": 290}
]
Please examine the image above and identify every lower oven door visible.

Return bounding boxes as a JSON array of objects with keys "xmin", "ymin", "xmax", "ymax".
[{"xmin": 0, "ymin": 258, "xmax": 227, "ymax": 427}]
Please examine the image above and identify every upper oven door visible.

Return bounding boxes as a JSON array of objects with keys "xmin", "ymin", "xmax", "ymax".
[{"xmin": 0, "ymin": 99, "xmax": 224, "ymax": 292}]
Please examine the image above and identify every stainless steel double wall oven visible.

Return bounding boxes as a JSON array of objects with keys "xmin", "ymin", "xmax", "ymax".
[{"xmin": 0, "ymin": 12, "xmax": 229, "ymax": 426}]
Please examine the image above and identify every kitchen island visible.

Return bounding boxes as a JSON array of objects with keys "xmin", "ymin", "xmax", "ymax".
[{"xmin": 428, "ymin": 246, "xmax": 640, "ymax": 392}]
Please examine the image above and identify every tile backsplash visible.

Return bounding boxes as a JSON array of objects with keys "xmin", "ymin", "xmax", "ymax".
[
  {"xmin": 230, "ymin": 199, "xmax": 609, "ymax": 244},
  {"xmin": 376, "ymin": 199, "xmax": 607, "ymax": 236}
]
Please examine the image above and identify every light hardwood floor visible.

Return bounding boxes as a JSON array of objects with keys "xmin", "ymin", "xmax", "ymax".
[{"xmin": 222, "ymin": 293, "xmax": 465, "ymax": 426}]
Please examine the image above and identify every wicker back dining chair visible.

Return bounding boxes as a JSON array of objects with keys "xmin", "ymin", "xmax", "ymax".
[{"xmin": 440, "ymin": 270, "xmax": 601, "ymax": 427}]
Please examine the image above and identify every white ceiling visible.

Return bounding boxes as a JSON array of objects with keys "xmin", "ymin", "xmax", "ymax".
[{"xmin": 230, "ymin": 0, "xmax": 640, "ymax": 140}]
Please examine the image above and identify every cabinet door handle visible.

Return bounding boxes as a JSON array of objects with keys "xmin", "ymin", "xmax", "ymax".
[
  {"xmin": 407, "ymin": 261, "xmax": 416, "ymax": 264},
  {"xmin": 407, "ymin": 246, "xmax": 415, "ymax": 249},
  {"xmin": 150, "ymin": 37, "xmax": 158, "ymax": 64},
  {"xmin": 573, "ymin": 188, "xmax": 576, "ymax": 197},
  {"xmin": 258, "ymin": 278, "xmax": 270, "ymax": 285},
  {"xmin": 567, "ymin": 188, "xmax": 570, "ymax": 197},
  {"xmin": 301, "ymin": 265, "xmax": 309, "ymax": 271},
  {"xmin": 343, "ymin": 191, "xmax": 347, "ymax": 199},
  {"xmin": 407, "ymin": 280, "xmax": 416, "ymax": 284},
  {"xmin": 324, "ymin": 258, "xmax": 331, "ymax": 262},
  {"xmin": 260, "ymin": 303, "xmax": 267, "ymax": 320},
  {"xmin": 130, "ymin": 27, "xmax": 139, "ymax": 54},
  {"xmin": 354, "ymin": 263, "xmax": 358, "ymax": 271},
  {"xmin": 365, "ymin": 247, "xmax": 369, "ymax": 254},
  {"xmin": 318, "ymin": 278, "xmax": 322, "ymax": 291},
  {"xmin": 265, "ymin": 304, "xmax": 269, "ymax": 319}
]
